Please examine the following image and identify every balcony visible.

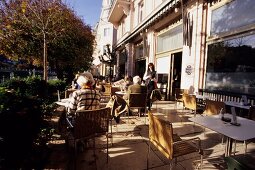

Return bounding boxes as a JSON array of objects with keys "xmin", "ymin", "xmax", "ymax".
[{"xmin": 108, "ymin": 0, "xmax": 131, "ymax": 28}]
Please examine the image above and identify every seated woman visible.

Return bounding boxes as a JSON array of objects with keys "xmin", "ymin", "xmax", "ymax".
[
  {"xmin": 123, "ymin": 75, "xmax": 133, "ymax": 91},
  {"xmin": 68, "ymin": 72, "xmax": 101, "ymax": 115}
]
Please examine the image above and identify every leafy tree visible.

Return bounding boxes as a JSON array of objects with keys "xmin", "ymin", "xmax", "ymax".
[{"xmin": 0, "ymin": 0, "xmax": 94, "ymax": 81}]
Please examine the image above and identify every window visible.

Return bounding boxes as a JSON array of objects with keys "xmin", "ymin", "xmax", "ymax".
[
  {"xmin": 157, "ymin": 24, "xmax": 183, "ymax": 53},
  {"xmin": 138, "ymin": 1, "xmax": 144, "ymax": 23},
  {"xmin": 206, "ymin": 34, "xmax": 255, "ymax": 94},
  {"xmin": 210, "ymin": 0, "xmax": 255, "ymax": 36},
  {"xmin": 121, "ymin": 19, "xmax": 126, "ymax": 35},
  {"xmin": 104, "ymin": 28, "xmax": 110, "ymax": 37}
]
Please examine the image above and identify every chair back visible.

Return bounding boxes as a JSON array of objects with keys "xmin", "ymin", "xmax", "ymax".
[
  {"xmin": 102, "ymin": 84, "xmax": 112, "ymax": 97},
  {"xmin": 248, "ymin": 105, "xmax": 255, "ymax": 120},
  {"xmin": 175, "ymin": 88, "xmax": 184, "ymax": 101},
  {"xmin": 183, "ymin": 94, "xmax": 197, "ymax": 110},
  {"xmin": 204, "ymin": 99, "xmax": 225, "ymax": 116},
  {"xmin": 74, "ymin": 107, "xmax": 111, "ymax": 139},
  {"xmin": 150, "ymin": 89, "xmax": 162, "ymax": 102},
  {"xmin": 128, "ymin": 93, "xmax": 147, "ymax": 109},
  {"xmin": 111, "ymin": 86, "xmax": 120, "ymax": 96},
  {"xmin": 148, "ymin": 112, "xmax": 173, "ymax": 159}
]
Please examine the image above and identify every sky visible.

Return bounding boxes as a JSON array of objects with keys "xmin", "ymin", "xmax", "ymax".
[{"xmin": 64, "ymin": 0, "xmax": 102, "ymax": 28}]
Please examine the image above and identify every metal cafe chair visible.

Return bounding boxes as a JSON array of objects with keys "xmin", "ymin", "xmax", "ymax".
[
  {"xmin": 127, "ymin": 93, "xmax": 147, "ymax": 123},
  {"xmin": 202, "ymin": 99, "xmax": 226, "ymax": 143},
  {"xmin": 65, "ymin": 107, "xmax": 111, "ymax": 167},
  {"xmin": 203, "ymin": 99, "xmax": 226, "ymax": 116},
  {"xmin": 183, "ymin": 93, "xmax": 205, "ymax": 117},
  {"xmin": 147, "ymin": 112, "xmax": 203, "ymax": 170}
]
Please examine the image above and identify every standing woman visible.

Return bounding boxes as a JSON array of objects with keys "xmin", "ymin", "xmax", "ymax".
[
  {"xmin": 143, "ymin": 63, "xmax": 156, "ymax": 85},
  {"xmin": 143, "ymin": 63, "xmax": 157, "ymax": 110}
]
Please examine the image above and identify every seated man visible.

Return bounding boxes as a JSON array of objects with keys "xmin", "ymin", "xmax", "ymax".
[
  {"xmin": 123, "ymin": 76, "xmax": 147, "ymax": 100},
  {"xmin": 107, "ymin": 76, "xmax": 146, "ymax": 123},
  {"xmin": 68, "ymin": 72, "xmax": 101, "ymax": 115}
]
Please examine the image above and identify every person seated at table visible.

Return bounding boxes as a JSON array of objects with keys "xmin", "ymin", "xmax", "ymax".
[
  {"xmin": 72, "ymin": 73, "xmax": 81, "ymax": 89},
  {"xmin": 124, "ymin": 75, "xmax": 148, "ymax": 115},
  {"xmin": 123, "ymin": 75, "xmax": 147, "ymax": 100},
  {"xmin": 68, "ymin": 72, "xmax": 101, "ymax": 115},
  {"xmin": 123, "ymin": 75, "xmax": 133, "ymax": 91},
  {"xmin": 107, "ymin": 76, "xmax": 145, "ymax": 123},
  {"xmin": 93, "ymin": 78, "xmax": 105, "ymax": 93}
]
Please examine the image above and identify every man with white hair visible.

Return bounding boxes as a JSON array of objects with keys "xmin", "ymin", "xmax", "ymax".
[
  {"xmin": 68, "ymin": 72, "xmax": 101, "ymax": 114},
  {"xmin": 123, "ymin": 75, "xmax": 147, "ymax": 100}
]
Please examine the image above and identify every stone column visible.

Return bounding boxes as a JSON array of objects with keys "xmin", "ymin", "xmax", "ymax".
[{"xmin": 125, "ymin": 43, "xmax": 134, "ymax": 76}]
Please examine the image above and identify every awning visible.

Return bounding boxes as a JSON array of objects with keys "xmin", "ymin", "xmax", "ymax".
[{"xmin": 115, "ymin": 0, "xmax": 181, "ymax": 49}]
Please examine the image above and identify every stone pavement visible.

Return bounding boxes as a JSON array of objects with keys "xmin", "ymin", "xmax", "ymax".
[{"xmin": 45, "ymin": 101, "xmax": 255, "ymax": 170}]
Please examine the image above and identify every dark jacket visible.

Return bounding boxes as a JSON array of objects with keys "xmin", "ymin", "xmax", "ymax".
[{"xmin": 123, "ymin": 84, "xmax": 147, "ymax": 100}]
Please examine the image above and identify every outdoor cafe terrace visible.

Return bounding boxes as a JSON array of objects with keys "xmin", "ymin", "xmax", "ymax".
[{"xmin": 42, "ymin": 87, "xmax": 255, "ymax": 170}]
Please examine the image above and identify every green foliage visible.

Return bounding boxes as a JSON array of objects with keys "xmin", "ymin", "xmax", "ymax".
[
  {"xmin": 24, "ymin": 76, "xmax": 47, "ymax": 97},
  {"xmin": 0, "ymin": 0, "xmax": 95, "ymax": 80},
  {"xmin": 0, "ymin": 76, "xmax": 47, "ymax": 97},
  {"xmin": 47, "ymin": 79, "xmax": 67, "ymax": 93},
  {"xmin": 0, "ymin": 76, "xmax": 66, "ymax": 168},
  {"xmin": 0, "ymin": 77, "xmax": 27, "ymax": 96}
]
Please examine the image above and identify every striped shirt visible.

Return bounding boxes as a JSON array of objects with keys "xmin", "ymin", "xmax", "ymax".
[{"xmin": 68, "ymin": 89, "xmax": 101, "ymax": 114}]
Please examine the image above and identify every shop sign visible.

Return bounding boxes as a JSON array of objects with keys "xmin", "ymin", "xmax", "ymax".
[{"xmin": 185, "ymin": 65, "xmax": 193, "ymax": 75}]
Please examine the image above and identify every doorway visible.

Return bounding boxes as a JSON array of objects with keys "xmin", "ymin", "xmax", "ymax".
[
  {"xmin": 169, "ymin": 52, "xmax": 182, "ymax": 100},
  {"xmin": 135, "ymin": 59, "xmax": 146, "ymax": 78}
]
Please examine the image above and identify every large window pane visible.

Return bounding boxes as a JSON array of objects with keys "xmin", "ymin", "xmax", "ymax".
[
  {"xmin": 157, "ymin": 24, "xmax": 183, "ymax": 53},
  {"xmin": 211, "ymin": 0, "xmax": 255, "ymax": 35},
  {"xmin": 206, "ymin": 34, "xmax": 255, "ymax": 94}
]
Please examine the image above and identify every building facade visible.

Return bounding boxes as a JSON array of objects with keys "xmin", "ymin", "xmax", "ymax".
[
  {"xmin": 93, "ymin": 0, "xmax": 117, "ymax": 78},
  {"xmin": 107, "ymin": 0, "xmax": 255, "ymax": 100}
]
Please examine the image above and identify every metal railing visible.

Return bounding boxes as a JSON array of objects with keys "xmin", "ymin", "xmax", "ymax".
[{"xmin": 198, "ymin": 89, "xmax": 255, "ymax": 105}]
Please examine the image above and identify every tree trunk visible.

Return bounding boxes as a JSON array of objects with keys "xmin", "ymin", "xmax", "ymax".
[{"xmin": 43, "ymin": 32, "xmax": 48, "ymax": 81}]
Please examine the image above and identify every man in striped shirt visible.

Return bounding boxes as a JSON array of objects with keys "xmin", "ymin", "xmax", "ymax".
[{"xmin": 68, "ymin": 72, "xmax": 101, "ymax": 114}]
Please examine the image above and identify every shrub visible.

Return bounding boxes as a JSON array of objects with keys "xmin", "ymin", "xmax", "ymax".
[
  {"xmin": 24, "ymin": 76, "xmax": 47, "ymax": 97},
  {"xmin": 47, "ymin": 79, "xmax": 68, "ymax": 99}
]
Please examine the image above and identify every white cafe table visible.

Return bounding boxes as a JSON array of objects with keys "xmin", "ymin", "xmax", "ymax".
[
  {"xmin": 189, "ymin": 114, "xmax": 255, "ymax": 156},
  {"xmin": 224, "ymin": 101, "xmax": 250, "ymax": 110},
  {"xmin": 195, "ymin": 94, "xmax": 212, "ymax": 100},
  {"xmin": 55, "ymin": 98, "xmax": 71, "ymax": 108},
  {"xmin": 115, "ymin": 91, "xmax": 126, "ymax": 95}
]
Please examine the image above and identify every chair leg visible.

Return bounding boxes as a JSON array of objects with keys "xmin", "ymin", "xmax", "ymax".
[
  {"xmin": 110, "ymin": 119, "xmax": 113, "ymax": 146},
  {"xmin": 144, "ymin": 108, "xmax": 147, "ymax": 125},
  {"xmin": 127, "ymin": 107, "xmax": 130, "ymax": 124},
  {"xmin": 147, "ymin": 140, "xmax": 151, "ymax": 170},
  {"xmin": 200, "ymin": 154, "xmax": 203, "ymax": 170},
  {"xmin": 244, "ymin": 140, "xmax": 247, "ymax": 154},
  {"xmin": 106, "ymin": 133, "xmax": 109, "ymax": 163},
  {"xmin": 74, "ymin": 140, "xmax": 77, "ymax": 170},
  {"xmin": 169, "ymin": 160, "xmax": 173, "ymax": 170}
]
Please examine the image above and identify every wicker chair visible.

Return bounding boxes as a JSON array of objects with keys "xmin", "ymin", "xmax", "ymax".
[
  {"xmin": 174, "ymin": 88, "xmax": 184, "ymax": 109},
  {"xmin": 182, "ymin": 93, "xmax": 205, "ymax": 117},
  {"xmin": 203, "ymin": 99, "xmax": 226, "ymax": 116},
  {"xmin": 147, "ymin": 112, "xmax": 203, "ymax": 170},
  {"xmin": 66, "ymin": 107, "xmax": 111, "ymax": 164},
  {"xmin": 248, "ymin": 105, "xmax": 255, "ymax": 120}
]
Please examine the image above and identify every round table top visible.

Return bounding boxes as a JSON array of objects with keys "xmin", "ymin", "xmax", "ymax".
[{"xmin": 115, "ymin": 91, "xmax": 126, "ymax": 95}]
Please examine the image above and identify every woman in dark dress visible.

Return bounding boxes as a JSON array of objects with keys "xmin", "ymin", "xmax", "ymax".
[
  {"xmin": 143, "ymin": 63, "xmax": 157, "ymax": 110},
  {"xmin": 143, "ymin": 63, "xmax": 156, "ymax": 85}
]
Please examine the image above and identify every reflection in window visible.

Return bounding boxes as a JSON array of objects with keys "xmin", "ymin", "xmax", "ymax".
[
  {"xmin": 211, "ymin": 0, "xmax": 255, "ymax": 35},
  {"xmin": 206, "ymin": 34, "xmax": 255, "ymax": 94}
]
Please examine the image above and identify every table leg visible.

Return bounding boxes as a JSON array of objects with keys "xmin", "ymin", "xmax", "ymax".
[{"xmin": 225, "ymin": 137, "xmax": 233, "ymax": 157}]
